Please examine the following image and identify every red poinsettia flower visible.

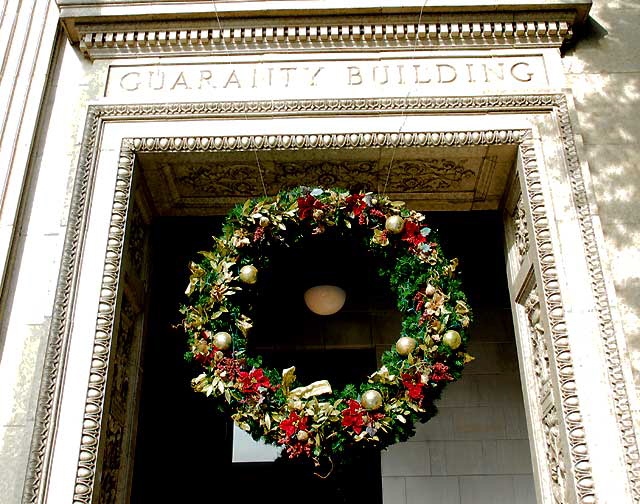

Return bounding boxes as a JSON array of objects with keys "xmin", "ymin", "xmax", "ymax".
[
  {"xmin": 297, "ymin": 195, "xmax": 325, "ymax": 220},
  {"xmin": 345, "ymin": 193, "xmax": 367, "ymax": 217},
  {"xmin": 341, "ymin": 399, "xmax": 366, "ymax": 434},
  {"xmin": 238, "ymin": 368, "xmax": 271, "ymax": 395},
  {"xmin": 402, "ymin": 374, "xmax": 425, "ymax": 401},
  {"xmin": 430, "ymin": 362, "xmax": 453, "ymax": 383},
  {"xmin": 278, "ymin": 412, "xmax": 312, "ymax": 458},
  {"xmin": 402, "ymin": 220, "xmax": 428, "ymax": 247},
  {"xmin": 279, "ymin": 411, "xmax": 309, "ymax": 439}
]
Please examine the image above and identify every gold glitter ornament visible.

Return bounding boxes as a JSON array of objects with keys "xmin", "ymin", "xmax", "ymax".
[
  {"xmin": 239, "ymin": 264, "xmax": 258, "ymax": 284},
  {"xmin": 259, "ymin": 216, "xmax": 270, "ymax": 227},
  {"xmin": 395, "ymin": 336, "xmax": 417, "ymax": 357},
  {"xmin": 213, "ymin": 331, "xmax": 232, "ymax": 351},
  {"xmin": 424, "ymin": 283, "xmax": 436, "ymax": 297},
  {"xmin": 296, "ymin": 430, "xmax": 309, "ymax": 442},
  {"xmin": 385, "ymin": 215, "xmax": 405, "ymax": 234},
  {"xmin": 360, "ymin": 389, "xmax": 383, "ymax": 411},
  {"xmin": 442, "ymin": 330, "xmax": 462, "ymax": 350}
]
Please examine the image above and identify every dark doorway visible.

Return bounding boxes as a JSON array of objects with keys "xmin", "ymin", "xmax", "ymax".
[{"xmin": 131, "ymin": 216, "xmax": 385, "ymax": 503}]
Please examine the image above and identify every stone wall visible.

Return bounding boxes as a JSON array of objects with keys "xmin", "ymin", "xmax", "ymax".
[
  {"xmin": 381, "ymin": 304, "xmax": 535, "ymax": 504},
  {"xmin": 563, "ymin": 1, "xmax": 640, "ymax": 400}
]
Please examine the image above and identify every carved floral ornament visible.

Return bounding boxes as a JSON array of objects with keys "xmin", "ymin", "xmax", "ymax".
[{"xmin": 23, "ymin": 95, "xmax": 639, "ymax": 504}]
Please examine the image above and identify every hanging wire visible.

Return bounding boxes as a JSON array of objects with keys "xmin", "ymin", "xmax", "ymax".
[
  {"xmin": 212, "ymin": 1, "xmax": 268, "ymax": 197},
  {"xmin": 383, "ymin": 0, "xmax": 429, "ymax": 195}
]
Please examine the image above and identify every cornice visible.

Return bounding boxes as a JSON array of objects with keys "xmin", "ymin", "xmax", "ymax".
[
  {"xmin": 76, "ymin": 16, "xmax": 574, "ymax": 59},
  {"xmin": 57, "ymin": 2, "xmax": 592, "ymax": 60}
]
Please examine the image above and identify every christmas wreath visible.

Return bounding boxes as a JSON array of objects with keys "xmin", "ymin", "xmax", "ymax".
[{"xmin": 181, "ymin": 187, "xmax": 473, "ymax": 472}]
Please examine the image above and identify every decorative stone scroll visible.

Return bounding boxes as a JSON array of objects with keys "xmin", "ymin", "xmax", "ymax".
[{"xmin": 23, "ymin": 95, "xmax": 640, "ymax": 504}]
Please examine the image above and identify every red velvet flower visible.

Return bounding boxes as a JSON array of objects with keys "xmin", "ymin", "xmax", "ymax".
[
  {"xmin": 402, "ymin": 220, "xmax": 427, "ymax": 247},
  {"xmin": 345, "ymin": 194, "xmax": 367, "ymax": 217},
  {"xmin": 430, "ymin": 362, "xmax": 453, "ymax": 383},
  {"xmin": 341, "ymin": 399, "xmax": 366, "ymax": 434},
  {"xmin": 402, "ymin": 374, "xmax": 425, "ymax": 401},
  {"xmin": 278, "ymin": 412, "xmax": 312, "ymax": 458},
  {"xmin": 279, "ymin": 411, "xmax": 309, "ymax": 439},
  {"xmin": 238, "ymin": 368, "xmax": 271, "ymax": 395},
  {"xmin": 297, "ymin": 195, "xmax": 325, "ymax": 220}
]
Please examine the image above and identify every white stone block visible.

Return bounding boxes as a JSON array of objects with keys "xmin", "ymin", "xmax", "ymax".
[
  {"xmin": 496, "ymin": 440, "xmax": 533, "ymax": 474},
  {"xmin": 382, "ymin": 476, "xmax": 406, "ymax": 504},
  {"xmin": 426, "ymin": 441, "xmax": 447, "ymax": 476},
  {"xmin": 405, "ymin": 476, "xmax": 460, "ymax": 504},
  {"xmin": 382, "ymin": 441, "xmax": 430, "ymax": 476},
  {"xmin": 444, "ymin": 441, "xmax": 498, "ymax": 476},
  {"xmin": 460, "ymin": 475, "xmax": 517, "ymax": 504},
  {"xmin": 413, "ymin": 408, "xmax": 454, "ymax": 441},
  {"xmin": 452, "ymin": 407, "xmax": 507, "ymax": 440},
  {"xmin": 503, "ymin": 405, "xmax": 530, "ymax": 440},
  {"xmin": 513, "ymin": 475, "xmax": 537, "ymax": 503}
]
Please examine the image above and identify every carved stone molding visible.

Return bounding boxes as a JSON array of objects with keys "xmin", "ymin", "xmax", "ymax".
[
  {"xmin": 76, "ymin": 16, "xmax": 572, "ymax": 60},
  {"xmin": 519, "ymin": 133, "xmax": 594, "ymax": 502},
  {"xmin": 131, "ymin": 130, "xmax": 522, "ymax": 152},
  {"xmin": 22, "ymin": 95, "xmax": 639, "ymax": 504},
  {"xmin": 525, "ymin": 288, "xmax": 569, "ymax": 503},
  {"xmin": 555, "ymin": 98, "xmax": 640, "ymax": 502},
  {"xmin": 514, "ymin": 194, "xmax": 531, "ymax": 264}
]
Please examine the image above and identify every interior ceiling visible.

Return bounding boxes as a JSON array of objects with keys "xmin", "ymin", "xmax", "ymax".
[{"xmin": 137, "ymin": 144, "xmax": 517, "ymax": 215}]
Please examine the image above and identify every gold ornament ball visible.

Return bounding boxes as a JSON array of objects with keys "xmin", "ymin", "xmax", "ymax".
[
  {"xmin": 361, "ymin": 389, "xmax": 383, "ymax": 411},
  {"xmin": 213, "ymin": 331, "xmax": 232, "ymax": 351},
  {"xmin": 424, "ymin": 283, "xmax": 436, "ymax": 297},
  {"xmin": 239, "ymin": 264, "xmax": 258, "ymax": 284},
  {"xmin": 259, "ymin": 216, "xmax": 270, "ymax": 227},
  {"xmin": 385, "ymin": 215, "xmax": 405, "ymax": 234},
  {"xmin": 396, "ymin": 336, "xmax": 417, "ymax": 357},
  {"xmin": 296, "ymin": 430, "xmax": 309, "ymax": 442},
  {"xmin": 443, "ymin": 330, "xmax": 462, "ymax": 350}
]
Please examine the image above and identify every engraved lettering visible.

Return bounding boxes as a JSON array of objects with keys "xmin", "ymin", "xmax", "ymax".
[
  {"xmin": 280, "ymin": 67, "xmax": 296, "ymax": 88},
  {"xmin": 199, "ymin": 70, "xmax": 215, "ymax": 89},
  {"xmin": 397, "ymin": 65, "xmax": 405, "ymax": 85},
  {"xmin": 120, "ymin": 71, "xmax": 142, "ymax": 91},
  {"xmin": 511, "ymin": 62, "xmax": 534, "ymax": 82},
  {"xmin": 171, "ymin": 72, "xmax": 191, "ymax": 90},
  {"xmin": 148, "ymin": 70, "xmax": 164, "ymax": 90},
  {"xmin": 373, "ymin": 65, "xmax": 389, "ymax": 85},
  {"xmin": 268, "ymin": 67, "xmax": 273, "ymax": 86},
  {"xmin": 413, "ymin": 65, "xmax": 431, "ymax": 84},
  {"xmin": 466, "ymin": 63, "xmax": 475, "ymax": 83},
  {"xmin": 483, "ymin": 63, "xmax": 504, "ymax": 82},
  {"xmin": 347, "ymin": 66, "xmax": 362, "ymax": 85},
  {"xmin": 224, "ymin": 70, "xmax": 241, "ymax": 88},
  {"xmin": 437, "ymin": 64, "xmax": 457, "ymax": 83},
  {"xmin": 309, "ymin": 67, "xmax": 324, "ymax": 86},
  {"xmin": 252, "ymin": 68, "xmax": 257, "ymax": 88}
]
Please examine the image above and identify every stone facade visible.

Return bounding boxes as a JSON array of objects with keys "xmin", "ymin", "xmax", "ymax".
[{"xmin": 0, "ymin": 1, "xmax": 638, "ymax": 503}]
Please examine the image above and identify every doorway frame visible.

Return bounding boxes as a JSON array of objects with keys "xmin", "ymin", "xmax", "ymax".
[{"xmin": 23, "ymin": 94, "xmax": 639, "ymax": 504}]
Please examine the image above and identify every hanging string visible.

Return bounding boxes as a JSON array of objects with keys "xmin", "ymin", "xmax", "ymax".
[
  {"xmin": 212, "ymin": 1, "xmax": 268, "ymax": 197},
  {"xmin": 383, "ymin": 0, "xmax": 429, "ymax": 195}
]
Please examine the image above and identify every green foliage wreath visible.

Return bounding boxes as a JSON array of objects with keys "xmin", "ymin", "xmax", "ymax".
[{"xmin": 181, "ymin": 187, "xmax": 473, "ymax": 470}]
